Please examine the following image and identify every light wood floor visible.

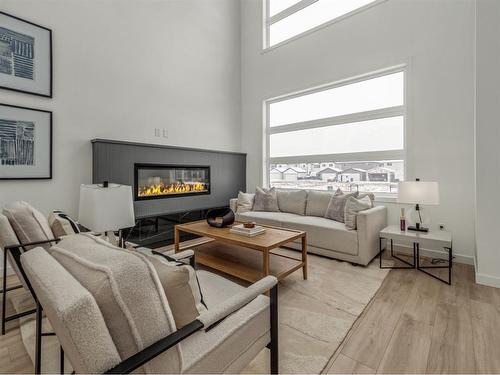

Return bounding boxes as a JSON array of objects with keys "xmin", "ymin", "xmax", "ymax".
[{"xmin": 1, "ymin": 256, "xmax": 500, "ymax": 374}]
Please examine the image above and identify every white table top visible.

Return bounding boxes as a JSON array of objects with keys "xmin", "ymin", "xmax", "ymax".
[{"xmin": 380, "ymin": 225, "xmax": 452, "ymax": 248}]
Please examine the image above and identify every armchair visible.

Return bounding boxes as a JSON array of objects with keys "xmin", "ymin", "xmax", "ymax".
[{"xmin": 19, "ymin": 242, "xmax": 279, "ymax": 374}]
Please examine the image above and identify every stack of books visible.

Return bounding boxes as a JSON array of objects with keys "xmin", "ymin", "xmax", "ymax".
[{"xmin": 230, "ymin": 224, "xmax": 266, "ymax": 237}]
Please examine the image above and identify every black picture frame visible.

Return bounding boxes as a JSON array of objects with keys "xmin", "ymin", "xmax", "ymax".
[
  {"xmin": 0, "ymin": 11, "xmax": 53, "ymax": 98},
  {"xmin": 0, "ymin": 103, "xmax": 52, "ymax": 180}
]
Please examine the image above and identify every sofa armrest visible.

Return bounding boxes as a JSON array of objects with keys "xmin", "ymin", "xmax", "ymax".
[
  {"xmin": 356, "ymin": 206, "xmax": 387, "ymax": 265},
  {"xmin": 197, "ymin": 276, "xmax": 277, "ymax": 329},
  {"xmin": 229, "ymin": 198, "xmax": 238, "ymax": 213}
]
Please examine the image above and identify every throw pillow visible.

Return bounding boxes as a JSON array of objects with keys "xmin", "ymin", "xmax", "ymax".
[
  {"xmin": 305, "ymin": 190, "xmax": 334, "ymax": 217},
  {"xmin": 137, "ymin": 249, "xmax": 207, "ymax": 329},
  {"xmin": 3, "ymin": 201, "xmax": 54, "ymax": 249},
  {"xmin": 253, "ymin": 187, "xmax": 279, "ymax": 212},
  {"xmin": 324, "ymin": 190, "xmax": 359, "ymax": 223},
  {"xmin": 277, "ymin": 190, "xmax": 307, "ymax": 215},
  {"xmin": 48, "ymin": 210, "xmax": 81, "ymax": 238},
  {"xmin": 236, "ymin": 192, "xmax": 255, "ymax": 213},
  {"xmin": 357, "ymin": 193, "xmax": 375, "ymax": 205},
  {"xmin": 344, "ymin": 196, "xmax": 373, "ymax": 230}
]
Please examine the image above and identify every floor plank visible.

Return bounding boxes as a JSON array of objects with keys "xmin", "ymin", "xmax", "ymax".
[
  {"xmin": 471, "ymin": 299, "xmax": 500, "ymax": 373},
  {"xmin": 377, "ymin": 313, "xmax": 432, "ymax": 374},
  {"xmin": 327, "ymin": 353, "xmax": 375, "ymax": 374},
  {"xmin": 340, "ymin": 270, "xmax": 416, "ymax": 370}
]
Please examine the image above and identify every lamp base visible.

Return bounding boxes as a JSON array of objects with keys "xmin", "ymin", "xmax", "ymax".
[{"xmin": 407, "ymin": 225, "xmax": 429, "ymax": 233}]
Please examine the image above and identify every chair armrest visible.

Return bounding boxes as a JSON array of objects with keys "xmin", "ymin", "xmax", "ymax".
[
  {"xmin": 197, "ymin": 276, "xmax": 277, "ymax": 329},
  {"xmin": 357, "ymin": 206, "xmax": 387, "ymax": 265},
  {"xmin": 104, "ymin": 320, "xmax": 204, "ymax": 374},
  {"xmin": 169, "ymin": 249, "xmax": 195, "ymax": 261},
  {"xmin": 229, "ymin": 198, "xmax": 238, "ymax": 213},
  {"xmin": 4, "ymin": 238, "xmax": 60, "ymax": 250}
]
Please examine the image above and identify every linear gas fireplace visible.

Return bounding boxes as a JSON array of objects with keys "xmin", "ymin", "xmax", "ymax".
[{"xmin": 134, "ymin": 163, "xmax": 210, "ymax": 200}]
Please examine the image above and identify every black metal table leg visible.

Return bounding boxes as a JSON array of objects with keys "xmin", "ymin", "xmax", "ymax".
[
  {"xmin": 379, "ymin": 236, "xmax": 415, "ymax": 269},
  {"xmin": 416, "ymin": 242, "xmax": 452, "ymax": 285},
  {"xmin": 2, "ymin": 248, "xmax": 7, "ymax": 335}
]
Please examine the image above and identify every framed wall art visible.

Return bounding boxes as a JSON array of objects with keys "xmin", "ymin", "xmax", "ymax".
[
  {"xmin": 0, "ymin": 11, "xmax": 52, "ymax": 97},
  {"xmin": 0, "ymin": 103, "xmax": 52, "ymax": 179}
]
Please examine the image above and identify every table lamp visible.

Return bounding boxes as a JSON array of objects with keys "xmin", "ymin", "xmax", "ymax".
[
  {"xmin": 397, "ymin": 179, "xmax": 439, "ymax": 232},
  {"xmin": 78, "ymin": 182, "xmax": 135, "ymax": 246}
]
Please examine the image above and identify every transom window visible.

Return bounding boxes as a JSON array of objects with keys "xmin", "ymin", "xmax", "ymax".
[
  {"xmin": 265, "ymin": 0, "xmax": 381, "ymax": 48},
  {"xmin": 265, "ymin": 66, "xmax": 406, "ymax": 196}
]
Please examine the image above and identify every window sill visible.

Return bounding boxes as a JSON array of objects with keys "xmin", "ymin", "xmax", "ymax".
[{"xmin": 374, "ymin": 195, "xmax": 397, "ymax": 204}]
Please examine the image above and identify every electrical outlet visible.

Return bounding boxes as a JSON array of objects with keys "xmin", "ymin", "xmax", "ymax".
[
  {"xmin": 162, "ymin": 129, "xmax": 168, "ymax": 138},
  {"xmin": 154, "ymin": 128, "xmax": 160, "ymax": 137}
]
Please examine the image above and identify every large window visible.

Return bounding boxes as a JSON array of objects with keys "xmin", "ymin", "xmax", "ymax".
[
  {"xmin": 265, "ymin": 0, "xmax": 382, "ymax": 48},
  {"xmin": 265, "ymin": 67, "xmax": 406, "ymax": 195}
]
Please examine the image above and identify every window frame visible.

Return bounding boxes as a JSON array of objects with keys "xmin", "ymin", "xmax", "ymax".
[
  {"xmin": 263, "ymin": 64, "xmax": 407, "ymax": 198},
  {"xmin": 263, "ymin": 0, "xmax": 388, "ymax": 50}
]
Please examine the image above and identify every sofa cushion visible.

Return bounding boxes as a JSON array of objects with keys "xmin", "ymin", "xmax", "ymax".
[
  {"xmin": 305, "ymin": 190, "xmax": 333, "ymax": 217},
  {"xmin": 253, "ymin": 187, "xmax": 279, "ymax": 212},
  {"xmin": 277, "ymin": 190, "xmax": 307, "ymax": 215},
  {"xmin": 236, "ymin": 192, "xmax": 255, "ymax": 213},
  {"xmin": 280, "ymin": 215, "xmax": 359, "ymax": 256},
  {"xmin": 182, "ymin": 270, "xmax": 270, "ymax": 373},
  {"xmin": 344, "ymin": 196, "xmax": 372, "ymax": 230},
  {"xmin": 325, "ymin": 190, "xmax": 358, "ymax": 223},
  {"xmin": 137, "ymin": 249, "xmax": 207, "ymax": 329},
  {"xmin": 236, "ymin": 211, "xmax": 298, "ymax": 227},
  {"xmin": 3, "ymin": 201, "xmax": 54, "ymax": 249},
  {"xmin": 48, "ymin": 233, "xmax": 181, "ymax": 373}
]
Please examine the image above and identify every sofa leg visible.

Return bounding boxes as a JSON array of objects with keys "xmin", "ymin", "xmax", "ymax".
[{"xmin": 270, "ymin": 284, "xmax": 279, "ymax": 374}]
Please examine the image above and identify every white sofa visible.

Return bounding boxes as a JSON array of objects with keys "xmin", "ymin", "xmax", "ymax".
[{"xmin": 230, "ymin": 190, "xmax": 387, "ymax": 266}]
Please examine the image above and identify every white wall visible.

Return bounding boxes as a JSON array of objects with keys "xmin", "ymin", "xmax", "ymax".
[
  {"xmin": 475, "ymin": 0, "xmax": 500, "ymax": 286},
  {"xmin": 241, "ymin": 0, "xmax": 476, "ymax": 261},
  {"xmin": 0, "ymin": 0, "xmax": 241, "ymax": 217}
]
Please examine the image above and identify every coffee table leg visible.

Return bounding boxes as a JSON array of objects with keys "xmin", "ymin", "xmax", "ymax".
[
  {"xmin": 174, "ymin": 226, "xmax": 180, "ymax": 253},
  {"xmin": 263, "ymin": 250, "xmax": 269, "ymax": 277},
  {"xmin": 302, "ymin": 235, "xmax": 308, "ymax": 280}
]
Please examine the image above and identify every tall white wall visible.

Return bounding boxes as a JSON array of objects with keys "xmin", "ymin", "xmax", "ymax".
[
  {"xmin": 0, "ymin": 0, "xmax": 241, "ymax": 217},
  {"xmin": 241, "ymin": 0, "xmax": 476, "ymax": 261},
  {"xmin": 475, "ymin": 0, "xmax": 500, "ymax": 287}
]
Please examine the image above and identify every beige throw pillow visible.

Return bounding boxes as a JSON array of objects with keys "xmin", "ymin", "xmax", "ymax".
[
  {"xmin": 236, "ymin": 192, "xmax": 255, "ymax": 213},
  {"xmin": 138, "ymin": 250, "xmax": 207, "ymax": 329},
  {"xmin": 48, "ymin": 210, "xmax": 80, "ymax": 238},
  {"xmin": 344, "ymin": 196, "xmax": 373, "ymax": 230},
  {"xmin": 324, "ymin": 189, "xmax": 359, "ymax": 223},
  {"xmin": 253, "ymin": 187, "xmax": 279, "ymax": 212},
  {"xmin": 277, "ymin": 190, "xmax": 307, "ymax": 215},
  {"xmin": 3, "ymin": 201, "xmax": 54, "ymax": 249}
]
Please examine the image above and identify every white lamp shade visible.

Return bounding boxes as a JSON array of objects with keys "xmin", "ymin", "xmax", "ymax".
[
  {"xmin": 78, "ymin": 183, "xmax": 135, "ymax": 232},
  {"xmin": 397, "ymin": 181, "xmax": 440, "ymax": 205}
]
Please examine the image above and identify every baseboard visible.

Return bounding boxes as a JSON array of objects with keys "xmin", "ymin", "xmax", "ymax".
[
  {"xmin": 475, "ymin": 272, "xmax": 500, "ymax": 288},
  {"xmin": 392, "ymin": 243, "xmax": 474, "ymax": 265}
]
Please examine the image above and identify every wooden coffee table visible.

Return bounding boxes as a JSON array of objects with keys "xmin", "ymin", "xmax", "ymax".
[{"xmin": 174, "ymin": 220, "xmax": 307, "ymax": 283}]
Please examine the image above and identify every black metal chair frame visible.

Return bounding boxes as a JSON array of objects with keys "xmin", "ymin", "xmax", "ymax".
[{"xmin": 5, "ymin": 241, "xmax": 280, "ymax": 374}]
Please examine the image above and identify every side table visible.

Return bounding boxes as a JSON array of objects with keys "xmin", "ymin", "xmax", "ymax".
[{"xmin": 379, "ymin": 225, "xmax": 453, "ymax": 285}]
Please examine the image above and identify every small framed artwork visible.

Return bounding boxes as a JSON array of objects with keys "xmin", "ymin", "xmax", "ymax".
[
  {"xmin": 0, "ymin": 103, "xmax": 52, "ymax": 180},
  {"xmin": 0, "ymin": 11, "xmax": 52, "ymax": 97}
]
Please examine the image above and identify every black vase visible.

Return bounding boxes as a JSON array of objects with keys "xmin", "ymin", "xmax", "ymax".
[{"xmin": 206, "ymin": 208, "xmax": 235, "ymax": 228}]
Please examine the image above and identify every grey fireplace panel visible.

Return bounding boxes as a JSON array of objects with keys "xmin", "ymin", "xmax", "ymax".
[{"xmin": 92, "ymin": 139, "xmax": 246, "ymax": 218}]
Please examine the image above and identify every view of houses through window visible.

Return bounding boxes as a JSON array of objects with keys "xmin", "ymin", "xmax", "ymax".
[
  {"xmin": 265, "ymin": 67, "xmax": 406, "ymax": 196},
  {"xmin": 269, "ymin": 160, "xmax": 404, "ymax": 193}
]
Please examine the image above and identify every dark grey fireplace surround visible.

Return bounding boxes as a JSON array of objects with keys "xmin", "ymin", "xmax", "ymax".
[{"xmin": 92, "ymin": 139, "xmax": 246, "ymax": 219}]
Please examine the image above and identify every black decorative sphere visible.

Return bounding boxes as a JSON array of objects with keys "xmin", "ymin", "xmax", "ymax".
[{"xmin": 206, "ymin": 208, "xmax": 235, "ymax": 228}]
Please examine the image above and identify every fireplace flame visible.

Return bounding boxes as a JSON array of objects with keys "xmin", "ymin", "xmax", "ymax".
[{"xmin": 138, "ymin": 182, "xmax": 208, "ymax": 197}]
